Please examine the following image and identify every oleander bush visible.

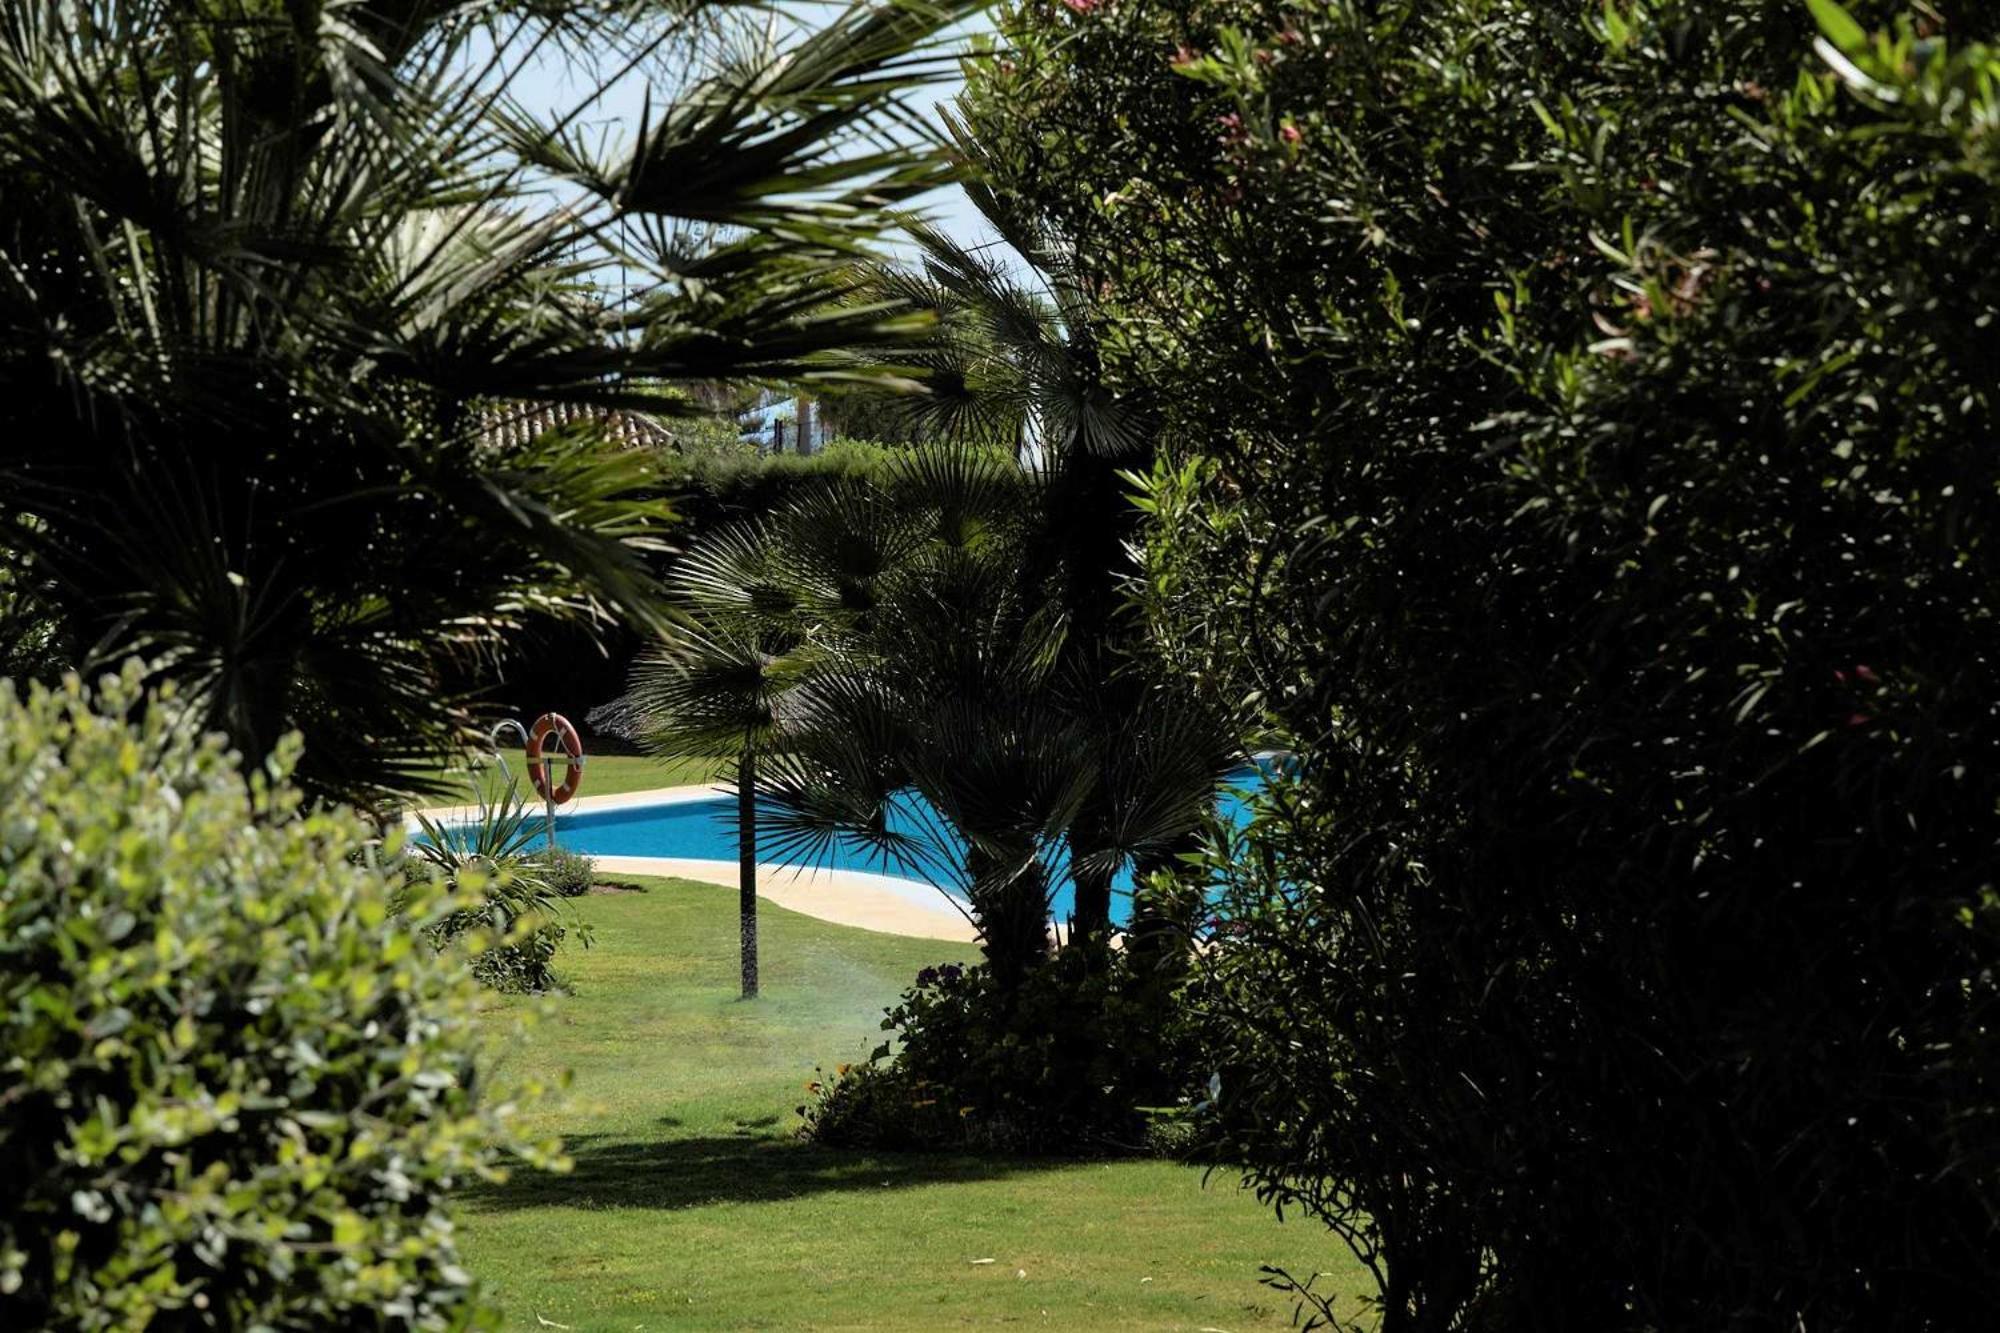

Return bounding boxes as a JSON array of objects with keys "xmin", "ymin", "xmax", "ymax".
[
  {"xmin": 966, "ymin": 1, "xmax": 2000, "ymax": 1328},
  {"xmin": 0, "ymin": 665, "xmax": 556, "ymax": 1329}
]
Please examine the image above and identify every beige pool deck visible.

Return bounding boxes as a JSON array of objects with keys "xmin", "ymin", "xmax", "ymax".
[{"xmin": 411, "ymin": 783, "xmax": 979, "ymax": 943}]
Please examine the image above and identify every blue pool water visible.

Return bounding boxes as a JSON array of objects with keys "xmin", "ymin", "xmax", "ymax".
[{"xmin": 538, "ymin": 766, "xmax": 1272, "ymax": 927}]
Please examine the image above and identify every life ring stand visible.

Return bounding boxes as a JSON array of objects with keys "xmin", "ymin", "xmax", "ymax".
[{"xmin": 525, "ymin": 712, "xmax": 585, "ymax": 806}]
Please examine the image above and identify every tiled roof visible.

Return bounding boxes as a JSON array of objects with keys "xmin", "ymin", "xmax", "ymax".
[{"xmin": 479, "ymin": 400, "xmax": 680, "ymax": 451}]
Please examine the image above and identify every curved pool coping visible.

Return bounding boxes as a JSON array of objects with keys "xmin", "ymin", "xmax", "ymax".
[{"xmin": 409, "ymin": 783, "xmax": 979, "ymax": 943}]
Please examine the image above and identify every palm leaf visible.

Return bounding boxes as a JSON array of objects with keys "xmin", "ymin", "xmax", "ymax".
[{"xmin": 0, "ymin": 0, "xmax": 981, "ymax": 808}]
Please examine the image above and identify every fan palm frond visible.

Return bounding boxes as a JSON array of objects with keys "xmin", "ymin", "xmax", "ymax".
[
  {"xmin": 626, "ymin": 617, "xmax": 815, "ymax": 759},
  {"xmin": 815, "ymin": 142, "xmax": 1153, "ymax": 460},
  {"xmin": 0, "ymin": 0, "xmax": 979, "ymax": 809}
]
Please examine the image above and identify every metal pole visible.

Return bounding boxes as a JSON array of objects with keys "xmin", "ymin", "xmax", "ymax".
[{"xmin": 488, "ymin": 719, "xmax": 528, "ymax": 789}]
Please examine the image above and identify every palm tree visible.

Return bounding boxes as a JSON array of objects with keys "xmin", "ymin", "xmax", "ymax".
[
  {"xmin": 640, "ymin": 446, "xmax": 1238, "ymax": 984},
  {"xmin": 630, "ymin": 627, "xmax": 784, "ymax": 999},
  {"xmin": 622, "ymin": 448, "xmax": 928, "ymax": 995},
  {"xmin": 0, "ymin": 0, "xmax": 980, "ymax": 811},
  {"xmin": 832, "ymin": 117, "xmax": 1149, "ymax": 464},
  {"xmin": 625, "ymin": 526, "xmax": 819, "ymax": 999},
  {"xmin": 816, "ymin": 155, "xmax": 1242, "ymax": 952}
]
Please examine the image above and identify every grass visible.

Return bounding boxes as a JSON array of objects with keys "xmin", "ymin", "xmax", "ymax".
[
  {"xmin": 418, "ymin": 752, "xmax": 731, "ymax": 806},
  {"xmin": 457, "ymin": 878, "xmax": 1370, "ymax": 1331}
]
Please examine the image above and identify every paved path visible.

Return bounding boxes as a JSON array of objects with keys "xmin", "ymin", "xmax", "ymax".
[
  {"xmin": 412, "ymin": 784, "xmax": 978, "ymax": 943},
  {"xmin": 592, "ymin": 855, "xmax": 977, "ymax": 942}
]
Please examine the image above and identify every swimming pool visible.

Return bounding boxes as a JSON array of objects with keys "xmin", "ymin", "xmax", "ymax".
[{"xmin": 535, "ymin": 766, "xmax": 1271, "ymax": 927}]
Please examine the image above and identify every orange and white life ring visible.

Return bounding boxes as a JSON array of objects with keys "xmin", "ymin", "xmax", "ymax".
[{"xmin": 525, "ymin": 712, "xmax": 584, "ymax": 805}]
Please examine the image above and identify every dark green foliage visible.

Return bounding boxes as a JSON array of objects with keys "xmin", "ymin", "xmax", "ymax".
[
  {"xmin": 800, "ymin": 937, "xmax": 1198, "ymax": 1154},
  {"xmin": 0, "ymin": 664, "xmax": 555, "ymax": 1328},
  {"xmin": 0, "ymin": 527, "xmax": 66, "ymax": 684},
  {"xmin": 816, "ymin": 397, "xmax": 927, "ymax": 446},
  {"xmin": 653, "ymin": 442, "xmax": 912, "ymax": 544},
  {"xmin": 830, "ymin": 188, "xmax": 1148, "ymax": 460},
  {"xmin": 0, "ymin": 0, "xmax": 981, "ymax": 811},
  {"xmin": 796, "ymin": 1061, "xmax": 970, "ymax": 1150},
  {"xmin": 450, "ymin": 445, "xmax": 922, "ymax": 734},
  {"xmin": 967, "ymin": 1, "xmax": 2000, "ymax": 1329},
  {"xmin": 837, "ymin": 173, "xmax": 1164, "ymax": 689},
  {"xmin": 645, "ymin": 446, "xmax": 1239, "ymax": 972}
]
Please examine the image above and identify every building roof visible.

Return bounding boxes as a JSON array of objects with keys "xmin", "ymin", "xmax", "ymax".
[{"xmin": 480, "ymin": 399, "xmax": 680, "ymax": 451}]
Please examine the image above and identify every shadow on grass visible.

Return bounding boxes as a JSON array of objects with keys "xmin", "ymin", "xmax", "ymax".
[{"xmin": 467, "ymin": 1132, "xmax": 1052, "ymax": 1213}]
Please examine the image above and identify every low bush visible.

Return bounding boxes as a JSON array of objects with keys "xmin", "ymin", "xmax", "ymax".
[
  {"xmin": 653, "ymin": 441, "xmax": 904, "ymax": 531},
  {"xmin": 0, "ymin": 664, "xmax": 555, "ymax": 1328},
  {"xmin": 796, "ymin": 1061, "xmax": 970, "ymax": 1151},
  {"xmin": 537, "ymin": 846, "xmax": 598, "ymax": 898},
  {"xmin": 409, "ymin": 785, "xmax": 587, "ymax": 994},
  {"xmin": 802, "ymin": 927, "xmax": 1200, "ymax": 1155}
]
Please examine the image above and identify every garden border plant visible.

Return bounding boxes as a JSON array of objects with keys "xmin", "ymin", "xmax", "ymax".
[
  {"xmin": 964, "ymin": 1, "xmax": 2000, "ymax": 1328},
  {"xmin": 0, "ymin": 664, "xmax": 559, "ymax": 1328},
  {"xmin": 409, "ymin": 779, "xmax": 593, "ymax": 993}
]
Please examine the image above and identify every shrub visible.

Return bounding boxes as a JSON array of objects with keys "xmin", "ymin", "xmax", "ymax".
[
  {"xmin": 802, "ymin": 934, "xmax": 1200, "ymax": 1155},
  {"xmin": 797, "ymin": 1062, "xmax": 969, "ymax": 1151},
  {"xmin": 537, "ymin": 846, "xmax": 598, "ymax": 898},
  {"xmin": 968, "ymin": 1, "xmax": 2000, "ymax": 1328},
  {"xmin": 815, "ymin": 390, "xmax": 930, "ymax": 445},
  {"xmin": 652, "ymin": 442, "xmax": 903, "ymax": 531},
  {"xmin": 0, "ymin": 665, "xmax": 556, "ymax": 1329},
  {"xmin": 409, "ymin": 785, "xmax": 587, "ymax": 993}
]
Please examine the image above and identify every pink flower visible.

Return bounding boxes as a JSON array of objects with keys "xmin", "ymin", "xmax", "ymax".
[
  {"xmin": 1276, "ymin": 27, "xmax": 1302, "ymax": 45},
  {"xmin": 1279, "ymin": 123, "xmax": 1303, "ymax": 146},
  {"xmin": 1059, "ymin": 0, "xmax": 1099, "ymax": 12},
  {"xmin": 1171, "ymin": 44, "xmax": 1199, "ymax": 67},
  {"xmin": 1854, "ymin": 664, "xmax": 1879, "ymax": 684}
]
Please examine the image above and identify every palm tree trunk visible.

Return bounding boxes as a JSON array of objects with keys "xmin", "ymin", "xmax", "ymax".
[
  {"xmin": 738, "ymin": 746, "xmax": 759, "ymax": 999},
  {"xmin": 1069, "ymin": 862, "xmax": 1115, "ymax": 946},
  {"xmin": 968, "ymin": 845, "xmax": 1050, "ymax": 993}
]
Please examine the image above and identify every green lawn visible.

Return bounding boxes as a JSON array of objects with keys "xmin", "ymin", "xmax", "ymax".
[
  {"xmin": 458, "ymin": 878, "xmax": 1369, "ymax": 1331},
  {"xmin": 422, "ymin": 752, "xmax": 731, "ymax": 806}
]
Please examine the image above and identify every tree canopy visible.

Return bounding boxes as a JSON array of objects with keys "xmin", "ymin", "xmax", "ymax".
[
  {"xmin": 964, "ymin": 1, "xmax": 2000, "ymax": 1327},
  {"xmin": 0, "ymin": 0, "xmax": 978, "ymax": 807}
]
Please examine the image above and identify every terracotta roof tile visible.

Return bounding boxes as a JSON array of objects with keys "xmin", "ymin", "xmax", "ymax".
[{"xmin": 480, "ymin": 400, "xmax": 680, "ymax": 451}]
